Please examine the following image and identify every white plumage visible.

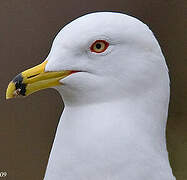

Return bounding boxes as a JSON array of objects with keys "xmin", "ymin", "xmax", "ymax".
[{"xmin": 43, "ymin": 12, "xmax": 175, "ymax": 180}]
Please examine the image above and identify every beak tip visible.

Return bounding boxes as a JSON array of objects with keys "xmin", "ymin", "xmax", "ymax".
[
  {"xmin": 6, "ymin": 96, "xmax": 11, "ymax": 100},
  {"xmin": 6, "ymin": 81, "xmax": 16, "ymax": 100}
]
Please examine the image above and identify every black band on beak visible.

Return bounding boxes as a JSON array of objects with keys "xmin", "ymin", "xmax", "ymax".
[{"xmin": 12, "ymin": 74, "xmax": 26, "ymax": 96}]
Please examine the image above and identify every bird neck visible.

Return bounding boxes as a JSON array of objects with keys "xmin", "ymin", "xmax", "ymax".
[
  {"xmin": 45, "ymin": 86, "xmax": 175, "ymax": 180},
  {"xmin": 58, "ymin": 83, "xmax": 170, "ymax": 148},
  {"xmin": 61, "ymin": 92, "xmax": 169, "ymax": 152}
]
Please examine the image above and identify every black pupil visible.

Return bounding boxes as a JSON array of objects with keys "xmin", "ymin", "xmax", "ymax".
[{"xmin": 96, "ymin": 43, "xmax": 102, "ymax": 49}]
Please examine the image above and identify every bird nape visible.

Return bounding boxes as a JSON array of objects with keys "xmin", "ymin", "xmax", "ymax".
[{"xmin": 6, "ymin": 12, "xmax": 175, "ymax": 180}]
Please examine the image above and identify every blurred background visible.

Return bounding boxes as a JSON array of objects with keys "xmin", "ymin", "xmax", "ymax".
[{"xmin": 0, "ymin": 0, "xmax": 186, "ymax": 179}]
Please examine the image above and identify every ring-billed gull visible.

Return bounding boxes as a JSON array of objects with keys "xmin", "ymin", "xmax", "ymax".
[{"xmin": 6, "ymin": 12, "xmax": 175, "ymax": 180}]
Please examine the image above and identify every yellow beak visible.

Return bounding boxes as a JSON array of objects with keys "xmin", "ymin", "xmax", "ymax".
[{"xmin": 6, "ymin": 60, "xmax": 74, "ymax": 99}]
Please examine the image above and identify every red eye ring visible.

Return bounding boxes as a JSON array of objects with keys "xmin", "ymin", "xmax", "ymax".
[{"xmin": 90, "ymin": 40, "xmax": 109, "ymax": 53}]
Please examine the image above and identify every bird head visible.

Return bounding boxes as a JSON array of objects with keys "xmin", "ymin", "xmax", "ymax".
[{"xmin": 6, "ymin": 12, "xmax": 169, "ymax": 105}]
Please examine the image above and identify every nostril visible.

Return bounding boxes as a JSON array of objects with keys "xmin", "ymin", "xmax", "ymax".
[{"xmin": 27, "ymin": 74, "xmax": 40, "ymax": 79}]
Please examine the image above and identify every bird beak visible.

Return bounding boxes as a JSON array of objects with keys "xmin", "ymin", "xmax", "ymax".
[{"xmin": 6, "ymin": 60, "xmax": 74, "ymax": 99}]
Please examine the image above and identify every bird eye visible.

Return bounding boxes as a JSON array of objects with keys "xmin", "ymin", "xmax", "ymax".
[{"xmin": 90, "ymin": 40, "xmax": 109, "ymax": 53}]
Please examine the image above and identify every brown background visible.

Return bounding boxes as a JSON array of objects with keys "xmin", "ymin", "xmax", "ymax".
[{"xmin": 0, "ymin": 0, "xmax": 186, "ymax": 180}]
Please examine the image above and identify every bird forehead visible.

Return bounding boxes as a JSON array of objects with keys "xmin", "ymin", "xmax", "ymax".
[
  {"xmin": 56, "ymin": 12, "xmax": 146, "ymax": 41},
  {"xmin": 50, "ymin": 12, "xmax": 158, "ymax": 57}
]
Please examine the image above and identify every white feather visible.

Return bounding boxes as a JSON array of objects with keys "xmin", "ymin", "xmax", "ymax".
[{"xmin": 44, "ymin": 12, "xmax": 175, "ymax": 180}]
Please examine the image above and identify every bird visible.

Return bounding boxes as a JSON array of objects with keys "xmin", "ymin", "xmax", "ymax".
[{"xmin": 6, "ymin": 12, "xmax": 176, "ymax": 180}]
